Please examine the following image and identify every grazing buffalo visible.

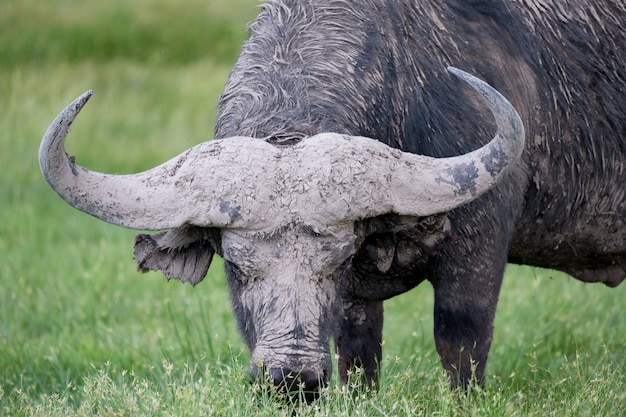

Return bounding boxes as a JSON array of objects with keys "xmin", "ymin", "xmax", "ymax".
[{"xmin": 39, "ymin": 0, "xmax": 624, "ymax": 398}]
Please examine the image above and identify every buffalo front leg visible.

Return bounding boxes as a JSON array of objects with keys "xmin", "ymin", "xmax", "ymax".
[
  {"xmin": 335, "ymin": 298, "xmax": 383, "ymax": 389},
  {"xmin": 431, "ymin": 246, "xmax": 507, "ymax": 388}
]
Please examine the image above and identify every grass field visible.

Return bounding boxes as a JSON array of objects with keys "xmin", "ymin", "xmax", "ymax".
[{"xmin": 1, "ymin": 0, "xmax": 624, "ymax": 415}]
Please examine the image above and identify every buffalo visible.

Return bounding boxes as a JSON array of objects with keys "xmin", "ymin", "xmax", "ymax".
[{"xmin": 39, "ymin": 0, "xmax": 624, "ymax": 398}]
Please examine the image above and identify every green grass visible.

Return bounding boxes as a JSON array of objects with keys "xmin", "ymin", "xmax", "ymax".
[{"xmin": 1, "ymin": 0, "xmax": 625, "ymax": 415}]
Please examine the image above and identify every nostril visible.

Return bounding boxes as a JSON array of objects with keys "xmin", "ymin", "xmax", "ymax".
[
  {"xmin": 270, "ymin": 367, "xmax": 298, "ymax": 391},
  {"xmin": 300, "ymin": 369, "xmax": 326, "ymax": 392},
  {"xmin": 246, "ymin": 366, "xmax": 259, "ymax": 383}
]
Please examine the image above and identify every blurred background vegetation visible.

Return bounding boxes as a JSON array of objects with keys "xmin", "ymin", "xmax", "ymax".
[
  {"xmin": 1, "ymin": 0, "xmax": 254, "ymax": 67},
  {"xmin": 1, "ymin": 0, "xmax": 624, "ymax": 415},
  {"xmin": 0, "ymin": 0, "xmax": 259, "ymax": 407}
]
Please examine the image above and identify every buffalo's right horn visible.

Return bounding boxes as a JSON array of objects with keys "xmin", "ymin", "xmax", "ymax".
[{"xmin": 38, "ymin": 92, "xmax": 281, "ymax": 230}]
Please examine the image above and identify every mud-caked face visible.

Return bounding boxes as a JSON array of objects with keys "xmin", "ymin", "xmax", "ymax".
[{"xmin": 221, "ymin": 222, "xmax": 357, "ymax": 388}]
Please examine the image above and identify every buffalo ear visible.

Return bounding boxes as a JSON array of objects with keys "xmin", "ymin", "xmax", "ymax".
[
  {"xmin": 362, "ymin": 213, "xmax": 452, "ymax": 272},
  {"xmin": 133, "ymin": 225, "xmax": 218, "ymax": 286}
]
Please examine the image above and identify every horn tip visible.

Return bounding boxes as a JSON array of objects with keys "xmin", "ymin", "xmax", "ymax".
[
  {"xmin": 77, "ymin": 90, "xmax": 94, "ymax": 109},
  {"xmin": 39, "ymin": 90, "xmax": 95, "ymax": 179}
]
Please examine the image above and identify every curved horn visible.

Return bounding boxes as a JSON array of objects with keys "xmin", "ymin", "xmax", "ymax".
[
  {"xmin": 367, "ymin": 66, "xmax": 525, "ymax": 217},
  {"xmin": 38, "ymin": 91, "xmax": 279, "ymax": 230},
  {"xmin": 39, "ymin": 67, "xmax": 522, "ymax": 232}
]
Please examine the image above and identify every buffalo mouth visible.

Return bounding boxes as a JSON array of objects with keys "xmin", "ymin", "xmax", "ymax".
[{"xmin": 247, "ymin": 365, "xmax": 330, "ymax": 402}]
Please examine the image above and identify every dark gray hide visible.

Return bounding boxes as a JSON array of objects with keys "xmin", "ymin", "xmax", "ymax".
[{"xmin": 138, "ymin": 0, "xmax": 625, "ymax": 392}]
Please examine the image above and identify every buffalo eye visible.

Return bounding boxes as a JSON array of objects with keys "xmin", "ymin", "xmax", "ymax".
[
  {"xmin": 224, "ymin": 257, "xmax": 261, "ymax": 284},
  {"xmin": 301, "ymin": 223, "xmax": 332, "ymax": 237},
  {"xmin": 225, "ymin": 260, "xmax": 247, "ymax": 283}
]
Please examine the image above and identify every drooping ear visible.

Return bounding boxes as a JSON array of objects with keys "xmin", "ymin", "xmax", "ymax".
[
  {"xmin": 133, "ymin": 225, "xmax": 219, "ymax": 286},
  {"xmin": 348, "ymin": 214, "xmax": 454, "ymax": 301},
  {"xmin": 362, "ymin": 214, "xmax": 452, "ymax": 273},
  {"xmin": 388, "ymin": 214, "xmax": 452, "ymax": 268},
  {"xmin": 363, "ymin": 234, "xmax": 396, "ymax": 274}
]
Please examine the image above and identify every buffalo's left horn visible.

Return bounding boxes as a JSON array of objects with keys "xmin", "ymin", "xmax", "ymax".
[{"xmin": 367, "ymin": 66, "xmax": 525, "ymax": 217}]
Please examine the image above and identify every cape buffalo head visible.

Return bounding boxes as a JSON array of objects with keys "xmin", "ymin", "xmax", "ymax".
[{"xmin": 39, "ymin": 68, "xmax": 524, "ymax": 397}]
